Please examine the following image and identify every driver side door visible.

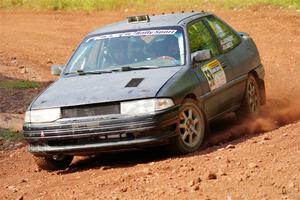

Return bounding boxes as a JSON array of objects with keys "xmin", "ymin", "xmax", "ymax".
[{"xmin": 188, "ymin": 19, "xmax": 234, "ymax": 120}]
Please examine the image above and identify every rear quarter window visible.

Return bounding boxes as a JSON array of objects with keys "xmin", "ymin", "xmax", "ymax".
[{"xmin": 205, "ymin": 16, "xmax": 241, "ymax": 53}]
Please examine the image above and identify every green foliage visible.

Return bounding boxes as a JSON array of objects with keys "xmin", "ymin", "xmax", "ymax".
[
  {"xmin": 212, "ymin": 0, "xmax": 300, "ymax": 9},
  {"xmin": 0, "ymin": 0, "xmax": 299, "ymax": 10},
  {"xmin": 0, "ymin": 0, "xmax": 147, "ymax": 11},
  {"xmin": 188, "ymin": 21, "xmax": 219, "ymax": 55},
  {"xmin": 0, "ymin": 80, "xmax": 40, "ymax": 89},
  {"xmin": 0, "ymin": 129, "xmax": 23, "ymax": 141}
]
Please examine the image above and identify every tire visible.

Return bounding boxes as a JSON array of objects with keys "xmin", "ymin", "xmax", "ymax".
[
  {"xmin": 34, "ymin": 155, "xmax": 73, "ymax": 171},
  {"xmin": 167, "ymin": 99, "xmax": 206, "ymax": 154},
  {"xmin": 238, "ymin": 74, "xmax": 261, "ymax": 119}
]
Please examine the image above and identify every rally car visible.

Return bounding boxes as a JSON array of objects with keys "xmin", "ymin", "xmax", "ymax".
[{"xmin": 23, "ymin": 12, "xmax": 266, "ymax": 170}]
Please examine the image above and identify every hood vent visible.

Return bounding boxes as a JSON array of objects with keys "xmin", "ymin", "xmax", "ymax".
[{"xmin": 125, "ymin": 78, "xmax": 144, "ymax": 87}]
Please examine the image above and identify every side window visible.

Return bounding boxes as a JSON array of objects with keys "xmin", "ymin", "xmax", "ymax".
[
  {"xmin": 188, "ymin": 20, "xmax": 219, "ymax": 57},
  {"xmin": 205, "ymin": 16, "xmax": 241, "ymax": 53}
]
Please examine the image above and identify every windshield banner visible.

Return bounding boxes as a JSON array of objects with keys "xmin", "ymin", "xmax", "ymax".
[{"xmin": 86, "ymin": 30, "xmax": 177, "ymax": 42}]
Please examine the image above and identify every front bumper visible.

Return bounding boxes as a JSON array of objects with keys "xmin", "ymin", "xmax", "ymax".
[{"xmin": 23, "ymin": 106, "xmax": 179, "ymax": 155}]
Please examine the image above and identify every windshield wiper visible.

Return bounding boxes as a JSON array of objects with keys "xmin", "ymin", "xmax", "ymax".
[
  {"xmin": 65, "ymin": 66, "xmax": 158, "ymax": 75},
  {"xmin": 112, "ymin": 66, "xmax": 159, "ymax": 72},
  {"xmin": 75, "ymin": 69, "xmax": 113, "ymax": 75}
]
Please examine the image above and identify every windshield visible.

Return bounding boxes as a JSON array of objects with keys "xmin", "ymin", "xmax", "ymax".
[{"xmin": 64, "ymin": 27, "xmax": 185, "ymax": 74}]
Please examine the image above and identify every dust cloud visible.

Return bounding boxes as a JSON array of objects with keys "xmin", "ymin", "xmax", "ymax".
[{"xmin": 208, "ymin": 96, "xmax": 300, "ymax": 145}]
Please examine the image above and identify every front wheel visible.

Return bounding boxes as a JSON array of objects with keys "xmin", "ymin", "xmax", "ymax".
[
  {"xmin": 168, "ymin": 99, "xmax": 206, "ymax": 154},
  {"xmin": 33, "ymin": 155, "xmax": 74, "ymax": 171}
]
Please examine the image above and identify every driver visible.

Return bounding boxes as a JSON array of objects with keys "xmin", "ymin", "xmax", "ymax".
[
  {"xmin": 108, "ymin": 39, "xmax": 128, "ymax": 66},
  {"xmin": 164, "ymin": 36, "xmax": 180, "ymax": 60},
  {"xmin": 151, "ymin": 36, "xmax": 180, "ymax": 61}
]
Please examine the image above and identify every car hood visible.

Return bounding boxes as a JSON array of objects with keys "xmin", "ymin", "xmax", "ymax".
[{"xmin": 31, "ymin": 67, "xmax": 182, "ymax": 110}]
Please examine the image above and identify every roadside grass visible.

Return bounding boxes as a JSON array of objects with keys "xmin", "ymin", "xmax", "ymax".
[
  {"xmin": 0, "ymin": 129, "xmax": 23, "ymax": 142},
  {"xmin": 0, "ymin": 0, "xmax": 299, "ymax": 11},
  {"xmin": 211, "ymin": 0, "xmax": 300, "ymax": 9},
  {"xmin": 0, "ymin": 80, "xmax": 40, "ymax": 89}
]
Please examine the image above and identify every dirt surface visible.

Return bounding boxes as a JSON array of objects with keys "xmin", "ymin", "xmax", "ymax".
[{"xmin": 0, "ymin": 6, "xmax": 300, "ymax": 200}]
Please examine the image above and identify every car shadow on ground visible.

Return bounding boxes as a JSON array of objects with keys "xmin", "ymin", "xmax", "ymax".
[
  {"xmin": 58, "ymin": 98, "xmax": 300, "ymax": 174},
  {"xmin": 61, "ymin": 148, "xmax": 173, "ymax": 174}
]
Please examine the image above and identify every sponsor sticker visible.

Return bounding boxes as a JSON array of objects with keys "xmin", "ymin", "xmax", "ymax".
[
  {"xmin": 201, "ymin": 59, "xmax": 227, "ymax": 90},
  {"xmin": 220, "ymin": 35, "xmax": 234, "ymax": 51},
  {"xmin": 86, "ymin": 29, "xmax": 177, "ymax": 42}
]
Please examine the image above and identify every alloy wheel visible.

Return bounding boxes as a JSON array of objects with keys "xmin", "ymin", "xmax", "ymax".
[
  {"xmin": 179, "ymin": 106, "xmax": 204, "ymax": 148},
  {"xmin": 247, "ymin": 79, "xmax": 259, "ymax": 113}
]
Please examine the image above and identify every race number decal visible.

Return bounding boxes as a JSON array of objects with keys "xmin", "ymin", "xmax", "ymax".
[{"xmin": 201, "ymin": 60, "xmax": 226, "ymax": 91}]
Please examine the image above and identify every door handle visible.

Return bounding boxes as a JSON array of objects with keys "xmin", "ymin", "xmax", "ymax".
[{"xmin": 221, "ymin": 62, "xmax": 228, "ymax": 69}]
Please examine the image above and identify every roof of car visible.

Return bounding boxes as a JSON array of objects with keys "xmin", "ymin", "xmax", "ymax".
[{"xmin": 88, "ymin": 12, "xmax": 211, "ymax": 36}]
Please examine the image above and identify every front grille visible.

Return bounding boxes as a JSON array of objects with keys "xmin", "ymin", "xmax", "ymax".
[{"xmin": 62, "ymin": 102, "xmax": 120, "ymax": 118}]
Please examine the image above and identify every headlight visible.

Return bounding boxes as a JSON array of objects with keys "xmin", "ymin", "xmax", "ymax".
[
  {"xmin": 121, "ymin": 98, "xmax": 174, "ymax": 115},
  {"xmin": 25, "ymin": 108, "xmax": 61, "ymax": 123}
]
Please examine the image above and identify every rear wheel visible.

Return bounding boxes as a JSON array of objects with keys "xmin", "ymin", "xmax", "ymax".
[
  {"xmin": 168, "ymin": 99, "xmax": 206, "ymax": 154},
  {"xmin": 34, "ymin": 155, "xmax": 73, "ymax": 171},
  {"xmin": 239, "ymin": 74, "xmax": 261, "ymax": 118}
]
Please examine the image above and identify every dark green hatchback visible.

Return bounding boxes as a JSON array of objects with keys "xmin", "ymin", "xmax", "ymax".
[{"xmin": 23, "ymin": 12, "xmax": 266, "ymax": 170}]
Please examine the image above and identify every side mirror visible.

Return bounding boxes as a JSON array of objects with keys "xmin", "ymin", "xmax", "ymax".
[
  {"xmin": 238, "ymin": 32, "xmax": 250, "ymax": 39},
  {"xmin": 192, "ymin": 49, "xmax": 212, "ymax": 63},
  {"xmin": 51, "ymin": 65, "xmax": 64, "ymax": 76}
]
